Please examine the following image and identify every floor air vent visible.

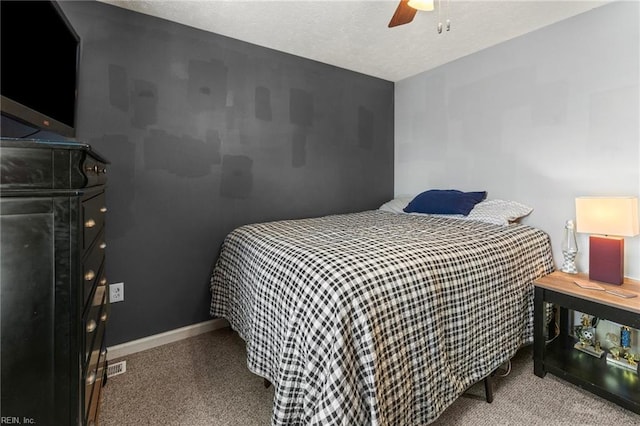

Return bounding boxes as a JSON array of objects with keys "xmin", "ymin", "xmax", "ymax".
[{"xmin": 107, "ymin": 360, "xmax": 127, "ymax": 378}]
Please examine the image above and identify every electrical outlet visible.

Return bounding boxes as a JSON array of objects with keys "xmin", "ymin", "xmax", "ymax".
[{"xmin": 110, "ymin": 282, "xmax": 124, "ymax": 303}]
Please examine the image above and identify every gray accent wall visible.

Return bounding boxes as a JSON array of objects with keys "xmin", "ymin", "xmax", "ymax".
[
  {"xmin": 395, "ymin": 1, "xmax": 639, "ymax": 280},
  {"xmin": 59, "ymin": 1, "xmax": 394, "ymax": 345}
]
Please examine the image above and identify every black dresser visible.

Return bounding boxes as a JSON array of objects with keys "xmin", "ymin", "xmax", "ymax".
[{"xmin": 0, "ymin": 138, "xmax": 110, "ymax": 425}]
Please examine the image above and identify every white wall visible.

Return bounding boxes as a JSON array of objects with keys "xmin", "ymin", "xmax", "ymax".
[{"xmin": 395, "ymin": 1, "xmax": 639, "ymax": 280}]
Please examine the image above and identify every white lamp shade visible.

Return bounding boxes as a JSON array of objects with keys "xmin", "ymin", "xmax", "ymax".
[
  {"xmin": 408, "ymin": 0, "xmax": 435, "ymax": 11},
  {"xmin": 575, "ymin": 197, "xmax": 639, "ymax": 237}
]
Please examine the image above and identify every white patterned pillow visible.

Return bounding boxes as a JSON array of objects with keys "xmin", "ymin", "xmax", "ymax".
[
  {"xmin": 379, "ymin": 196, "xmax": 413, "ymax": 213},
  {"xmin": 467, "ymin": 199, "xmax": 533, "ymax": 226}
]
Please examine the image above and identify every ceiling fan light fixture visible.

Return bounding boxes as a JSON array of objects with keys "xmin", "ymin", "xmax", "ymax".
[{"xmin": 407, "ymin": 0, "xmax": 434, "ymax": 12}]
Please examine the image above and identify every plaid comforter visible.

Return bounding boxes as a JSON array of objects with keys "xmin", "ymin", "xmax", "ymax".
[{"xmin": 210, "ymin": 210, "xmax": 554, "ymax": 425}]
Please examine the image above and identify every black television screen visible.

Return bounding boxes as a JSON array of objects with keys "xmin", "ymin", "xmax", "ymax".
[{"xmin": 1, "ymin": 0, "xmax": 80, "ymax": 138}]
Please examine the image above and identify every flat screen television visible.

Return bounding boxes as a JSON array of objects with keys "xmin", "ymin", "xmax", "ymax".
[{"xmin": 1, "ymin": 0, "xmax": 80, "ymax": 138}]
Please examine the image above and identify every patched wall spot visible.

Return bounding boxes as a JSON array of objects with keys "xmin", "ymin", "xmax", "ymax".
[
  {"xmin": 131, "ymin": 79, "xmax": 157, "ymax": 128},
  {"xmin": 292, "ymin": 129, "xmax": 306, "ymax": 168},
  {"xmin": 187, "ymin": 59, "xmax": 227, "ymax": 111},
  {"xmin": 144, "ymin": 129, "xmax": 220, "ymax": 177},
  {"xmin": 290, "ymin": 88, "xmax": 313, "ymax": 127},
  {"xmin": 108, "ymin": 64, "xmax": 129, "ymax": 112},
  {"xmin": 255, "ymin": 86, "xmax": 272, "ymax": 121},
  {"xmin": 358, "ymin": 106, "xmax": 374, "ymax": 150},
  {"xmin": 220, "ymin": 155, "xmax": 253, "ymax": 199}
]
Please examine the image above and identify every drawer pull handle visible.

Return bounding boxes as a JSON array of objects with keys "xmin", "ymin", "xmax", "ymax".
[
  {"xmin": 84, "ymin": 270, "xmax": 96, "ymax": 281},
  {"xmin": 99, "ymin": 277, "xmax": 107, "ymax": 286},
  {"xmin": 86, "ymin": 319, "xmax": 97, "ymax": 333},
  {"xmin": 100, "ymin": 207, "xmax": 107, "ymax": 213},
  {"xmin": 100, "ymin": 312, "xmax": 108, "ymax": 322},
  {"xmin": 86, "ymin": 371, "xmax": 96, "ymax": 386},
  {"xmin": 85, "ymin": 219, "xmax": 96, "ymax": 228},
  {"xmin": 99, "ymin": 242, "xmax": 107, "ymax": 249}
]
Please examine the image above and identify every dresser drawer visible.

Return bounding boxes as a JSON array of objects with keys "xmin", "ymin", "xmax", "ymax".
[
  {"xmin": 82, "ymin": 233, "xmax": 106, "ymax": 309},
  {"xmin": 82, "ymin": 192, "xmax": 106, "ymax": 251},
  {"xmin": 84, "ymin": 341, "xmax": 106, "ymax": 423},
  {"xmin": 85, "ymin": 354, "xmax": 106, "ymax": 426},
  {"xmin": 84, "ymin": 290, "xmax": 108, "ymax": 423},
  {"xmin": 83, "ymin": 284, "xmax": 107, "ymax": 367},
  {"xmin": 0, "ymin": 146, "xmax": 52, "ymax": 189},
  {"xmin": 85, "ymin": 371, "xmax": 103, "ymax": 426},
  {"xmin": 82, "ymin": 156, "xmax": 108, "ymax": 188}
]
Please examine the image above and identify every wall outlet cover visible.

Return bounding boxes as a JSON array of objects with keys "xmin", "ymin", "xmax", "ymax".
[{"xmin": 110, "ymin": 282, "xmax": 124, "ymax": 303}]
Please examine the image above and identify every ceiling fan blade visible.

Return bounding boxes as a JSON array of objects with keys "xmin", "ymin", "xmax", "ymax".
[{"xmin": 388, "ymin": 0, "xmax": 417, "ymax": 28}]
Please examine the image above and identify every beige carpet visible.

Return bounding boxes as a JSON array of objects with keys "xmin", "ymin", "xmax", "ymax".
[{"xmin": 99, "ymin": 327, "xmax": 640, "ymax": 425}]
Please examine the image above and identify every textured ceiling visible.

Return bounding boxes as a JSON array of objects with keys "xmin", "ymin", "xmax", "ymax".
[{"xmin": 97, "ymin": 0, "xmax": 612, "ymax": 82}]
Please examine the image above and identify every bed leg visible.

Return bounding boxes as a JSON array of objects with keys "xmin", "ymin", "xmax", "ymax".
[
  {"xmin": 484, "ymin": 375, "xmax": 494, "ymax": 403},
  {"xmin": 263, "ymin": 378, "xmax": 272, "ymax": 389}
]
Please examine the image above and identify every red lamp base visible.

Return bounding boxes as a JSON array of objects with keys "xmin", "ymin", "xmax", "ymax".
[{"xmin": 588, "ymin": 235, "xmax": 624, "ymax": 285}]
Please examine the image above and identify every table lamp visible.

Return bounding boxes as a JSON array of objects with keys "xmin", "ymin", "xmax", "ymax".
[{"xmin": 575, "ymin": 196, "xmax": 639, "ymax": 284}]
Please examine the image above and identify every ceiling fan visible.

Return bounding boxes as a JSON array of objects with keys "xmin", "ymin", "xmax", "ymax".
[{"xmin": 388, "ymin": 0, "xmax": 435, "ymax": 28}]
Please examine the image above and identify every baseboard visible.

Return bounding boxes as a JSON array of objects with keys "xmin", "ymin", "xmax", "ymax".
[{"xmin": 107, "ymin": 318, "xmax": 229, "ymax": 360}]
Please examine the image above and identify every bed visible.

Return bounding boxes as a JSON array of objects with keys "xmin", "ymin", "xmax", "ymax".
[{"xmin": 210, "ymin": 208, "xmax": 554, "ymax": 425}]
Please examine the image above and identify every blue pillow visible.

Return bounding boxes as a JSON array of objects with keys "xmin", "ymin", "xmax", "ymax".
[{"xmin": 403, "ymin": 190, "xmax": 487, "ymax": 215}]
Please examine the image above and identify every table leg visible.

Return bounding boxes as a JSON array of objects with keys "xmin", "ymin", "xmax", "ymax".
[{"xmin": 533, "ymin": 286, "xmax": 546, "ymax": 378}]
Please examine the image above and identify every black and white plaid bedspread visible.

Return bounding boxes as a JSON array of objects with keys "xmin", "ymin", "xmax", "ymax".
[{"xmin": 210, "ymin": 210, "xmax": 554, "ymax": 425}]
